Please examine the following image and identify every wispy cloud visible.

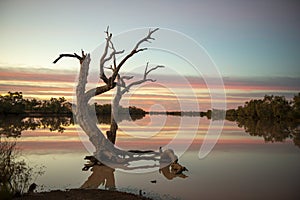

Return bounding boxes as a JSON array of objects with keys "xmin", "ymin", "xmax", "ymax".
[{"xmin": 1, "ymin": 66, "xmax": 299, "ymax": 110}]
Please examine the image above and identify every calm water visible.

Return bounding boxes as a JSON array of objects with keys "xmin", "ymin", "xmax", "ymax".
[{"xmin": 7, "ymin": 116, "xmax": 300, "ymax": 199}]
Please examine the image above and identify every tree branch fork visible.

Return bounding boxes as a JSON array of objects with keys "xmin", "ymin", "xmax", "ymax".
[{"xmin": 53, "ymin": 27, "xmax": 160, "ymax": 103}]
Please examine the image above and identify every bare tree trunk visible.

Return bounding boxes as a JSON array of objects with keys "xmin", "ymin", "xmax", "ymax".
[
  {"xmin": 106, "ymin": 77, "xmax": 121, "ymax": 144},
  {"xmin": 107, "ymin": 63, "xmax": 164, "ymax": 144},
  {"xmin": 73, "ymin": 28, "xmax": 161, "ymax": 165},
  {"xmin": 54, "ymin": 28, "xmax": 182, "ymax": 169},
  {"xmin": 75, "ymin": 54, "xmax": 124, "ymax": 163}
]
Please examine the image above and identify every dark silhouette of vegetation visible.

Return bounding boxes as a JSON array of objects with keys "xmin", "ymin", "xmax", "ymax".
[
  {"xmin": 0, "ymin": 92, "xmax": 146, "ymax": 119},
  {"xmin": 0, "ymin": 116, "xmax": 73, "ymax": 138},
  {"xmin": 95, "ymin": 108, "xmax": 145, "ymax": 125},
  {"xmin": 148, "ymin": 111, "xmax": 209, "ymax": 117},
  {"xmin": 226, "ymin": 94, "xmax": 300, "ymax": 120},
  {"xmin": 0, "ymin": 114, "xmax": 144, "ymax": 138},
  {"xmin": 0, "ymin": 92, "xmax": 71, "ymax": 115},
  {"xmin": 94, "ymin": 104, "xmax": 145, "ymax": 118},
  {"xmin": 0, "ymin": 92, "xmax": 25, "ymax": 114},
  {"xmin": 0, "ymin": 109, "xmax": 144, "ymax": 138},
  {"xmin": 148, "ymin": 93, "xmax": 300, "ymax": 122},
  {"xmin": 226, "ymin": 93, "xmax": 300, "ymax": 148},
  {"xmin": 0, "ymin": 139, "xmax": 44, "ymax": 199},
  {"xmin": 234, "ymin": 118, "xmax": 300, "ymax": 147}
]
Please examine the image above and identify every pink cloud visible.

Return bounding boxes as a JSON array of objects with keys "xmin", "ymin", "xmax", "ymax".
[{"xmin": 1, "ymin": 68, "xmax": 299, "ymax": 110}]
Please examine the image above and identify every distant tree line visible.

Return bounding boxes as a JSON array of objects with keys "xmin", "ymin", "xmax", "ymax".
[
  {"xmin": 0, "ymin": 92, "xmax": 71, "ymax": 115},
  {"xmin": 0, "ymin": 92, "xmax": 146, "ymax": 117},
  {"xmin": 226, "ymin": 93, "xmax": 300, "ymax": 121},
  {"xmin": 93, "ymin": 104, "xmax": 146, "ymax": 118},
  {"xmin": 148, "ymin": 111, "xmax": 207, "ymax": 116}
]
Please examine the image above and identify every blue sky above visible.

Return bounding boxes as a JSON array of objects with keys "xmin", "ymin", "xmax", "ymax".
[{"xmin": 0, "ymin": 0, "xmax": 299, "ymax": 77}]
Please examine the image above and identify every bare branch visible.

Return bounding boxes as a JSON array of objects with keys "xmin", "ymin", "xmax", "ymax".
[
  {"xmin": 111, "ymin": 28, "xmax": 159, "ymax": 82},
  {"xmin": 133, "ymin": 28, "xmax": 159, "ymax": 51},
  {"xmin": 53, "ymin": 53, "xmax": 84, "ymax": 64},
  {"xmin": 121, "ymin": 78, "xmax": 155, "ymax": 95},
  {"xmin": 144, "ymin": 65, "xmax": 165, "ymax": 79},
  {"xmin": 99, "ymin": 27, "xmax": 125, "ymax": 85},
  {"xmin": 105, "ymin": 26, "xmax": 109, "ymax": 35},
  {"xmin": 99, "ymin": 28, "xmax": 113, "ymax": 84},
  {"xmin": 103, "ymin": 50, "xmax": 125, "ymax": 66},
  {"xmin": 143, "ymin": 62, "xmax": 149, "ymax": 79},
  {"xmin": 54, "ymin": 28, "xmax": 160, "ymax": 104},
  {"xmin": 85, "ymin": 84, "xmax": 115, "ymax": 103},
  {"xmin": 120, "ymin": 63, "xmax": 164, "ymax": 95},
  {"xmin": 104, "ymin": 65, "xmax": 114, "ymax": 71}
]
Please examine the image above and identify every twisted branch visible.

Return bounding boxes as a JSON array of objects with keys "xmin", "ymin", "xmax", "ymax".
[
  {"xmin": 121, "ymin": 62, "xmax": 164, "ymax": 95},
  {"xmin": 100, "ymin": 27, "xmax": 124, "ymax": 84},
  {"xmin": 80, "ymin": 27, "xmax": 160, "ymax": 103},
  {"xmin": 110, "ymin": 28, "xmax": 160, "ymax": 83},
  {"xmin": 133, "ymin": 28, "xmax": 159, "ymax": 50}
]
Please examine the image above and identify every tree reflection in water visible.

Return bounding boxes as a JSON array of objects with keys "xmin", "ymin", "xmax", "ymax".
[
  {"xmin": 0, "ymin": 114, "xmax": 144, "ymax": 137},
  {"xmin": 159, "ymin": 163, "xmax": 188, "ymax": 180},
  {"xmin": 81, "ymin": 148, "xmax": 188, "ymax": 191},
  {"xmin": 2, "ymin": 113, "xmax": 298, "ymax": 196},
  {"xmin": 234, "ymin": 118, "xmax": 300, "ymax": 148},
  {"xmin": 81, "ymin": 165, "xmax": 116, "ymax": 190},
  {"xmin": 0, "ymin": 116, "xmax": 73, "ymax": 137},
  {"xmin": 3, "ymin": 114, "xmax": 298, "ymax": 149}
]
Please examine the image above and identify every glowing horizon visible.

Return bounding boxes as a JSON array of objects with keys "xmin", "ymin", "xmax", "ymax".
[{"xmin": 0, "ymin": 65, "xmax": 299, "ymax": 111}]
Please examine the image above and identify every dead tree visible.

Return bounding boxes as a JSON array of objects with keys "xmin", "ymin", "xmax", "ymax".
[
  {"xmin": 54, "ymin": 28, "xmax": 187, "ymax": 173},
  {"xmin": 54, "ymin": 27, "xmax": 164, "ymax": 166},
  {"xmin": 106, "ymin": 62, "xmax": 164, "ymax": 144}
]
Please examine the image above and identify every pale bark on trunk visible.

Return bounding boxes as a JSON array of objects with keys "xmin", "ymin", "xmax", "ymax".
[
  {"xmin": 75, "ymin": 54, "xmax": 125, "ymax": 164},
  {"xmin": 54, "ymin": 28, "xmax": 180, "ymax": 168}
]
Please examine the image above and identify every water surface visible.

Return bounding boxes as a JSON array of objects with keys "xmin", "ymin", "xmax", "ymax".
[{"xmin": 7, "ymin": 116, "xmax": 300, "ymax": 199}]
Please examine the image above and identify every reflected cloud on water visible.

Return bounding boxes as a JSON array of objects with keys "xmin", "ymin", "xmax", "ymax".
[
  {"xmin": 1, "ymin": 115, "xmax": 299, "ymax": 147},
  {"xmin": 1, "ymin": 115, "xmax": 299, "ymax": 199}
]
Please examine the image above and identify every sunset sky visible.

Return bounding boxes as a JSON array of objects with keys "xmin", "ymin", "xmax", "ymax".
[{"xmin": 1, "ymin": 0, "xmax": 299, "ymax": 111}]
